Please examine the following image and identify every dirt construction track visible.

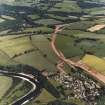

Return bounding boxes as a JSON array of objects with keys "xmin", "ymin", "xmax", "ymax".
[{"xmin": 51, "ymin": 25, "xmax": 105, "ymax": 85}]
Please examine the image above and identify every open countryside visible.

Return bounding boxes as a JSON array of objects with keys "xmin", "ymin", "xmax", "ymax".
[{"xmin": 1, "ymin": 0, "xmax": 105, "ymax": 105}]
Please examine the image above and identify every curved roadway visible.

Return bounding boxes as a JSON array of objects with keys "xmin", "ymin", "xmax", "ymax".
[{"xmin": 0, "ymin": 70, "xmax": 42, "ymax": 105}]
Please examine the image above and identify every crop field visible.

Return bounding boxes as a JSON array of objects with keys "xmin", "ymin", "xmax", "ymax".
[
  {"xmin": 88, "ymin": 7, "xmax": 105, "ymax": 15},
  {"xmin": 1, "ymin": 15, "xmax": 15, "ymax": 21},
  {"xmin": 56, "ymin": 35, "xmax": 83, "ymax": 58},
  {"xmin": 0, "ymin": 76, "xmax": 13, "ymax": 99},
  {"xmin": 49, "ymin": 0, "xmax": 82, "ymax": 13},
  {"xmin": 1, "ymin": 0, "xmax": 105, "ymax": 105},
  {"xmin": 0, "ymin": 50, "xmax": 17, "ymax": 66},
  {"xmin": 35, "ymin": 89, "xmax": 56, "ymax": 104},
  {"xmin": 35, "ymin": 19, "xmax": 62, "ymax": 25},
  {"xmin": 0, "ymin": 34, "xmax": 58, "ymax": 72},
  {"xmin": 23, "ymin": 27, "xmax": 53, "ymax": 34},
  {"xmin": 26, "ymin": 89, "xmax": 56, "ymax": 105},
  {"xmin": 14, "ymin": 51, "xmax": 57, "ymax": 72},
  {"xmin": 0, "ymin": 36, "xmax": 33, "ymax": 57},
  {"xmin": 28, "ymin": 14, "xmax": 40, "ymax": 20},
  {"xmin": 82, "ymin": 54, "xmax": 105, "ymax": 75},
  {"xmin": 31, "ymin": 35, "xmax": 58, "ymax": 63},
  {"xmin": 0, "ymin": 18, "xmax": 5, "ymax": 23}
]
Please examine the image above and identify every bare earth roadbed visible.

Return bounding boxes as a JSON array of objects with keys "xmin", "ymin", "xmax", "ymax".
[{"xmin": 51, "ymin": 25, "xmax": 105, "ymax": 85}]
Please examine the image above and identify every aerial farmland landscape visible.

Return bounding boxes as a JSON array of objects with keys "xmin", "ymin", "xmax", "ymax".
[{"xmin": 1, "ymin": 0, "xmax": 105, "ymax": 105}]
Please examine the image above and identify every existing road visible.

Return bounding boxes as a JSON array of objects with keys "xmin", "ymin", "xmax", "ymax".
[
  {"xmin": 51, "ymin": 25, "xmax": 105, "ymax": 85},
  {"xmin": 0, "ymin": 70, "xmax": 42, "ymax": 105}
]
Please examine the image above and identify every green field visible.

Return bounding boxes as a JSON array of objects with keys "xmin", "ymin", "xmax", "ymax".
[
  {"xmin": 0, "ymin": 34, "xmax": 58, "ymax": 72},
  {"xmin": 49, "ymin": 0, "xmax": 82, "ymax": 13},
  {"xmin": 0, "ymin": 0, "xmax": 105, "ymax": 105},
  {"xmin": 0, "ymin": 76, "xmax": 13, "ymax": 99}
]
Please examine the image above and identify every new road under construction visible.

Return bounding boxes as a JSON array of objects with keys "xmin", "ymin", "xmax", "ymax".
[{"xmin": 51, "ymin": 24, "xmax": 105, "ymax": 85}]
